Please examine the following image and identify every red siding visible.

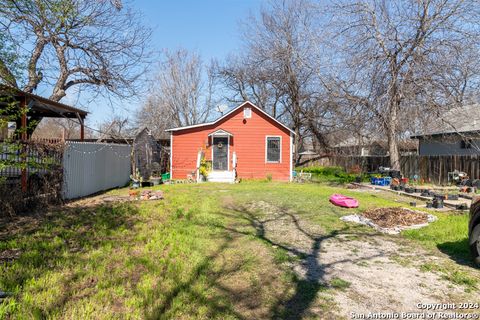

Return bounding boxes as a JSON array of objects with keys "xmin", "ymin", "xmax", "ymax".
[{"xmin": 171, "ymin": 102, "xmax": 292, "ymax": 181}]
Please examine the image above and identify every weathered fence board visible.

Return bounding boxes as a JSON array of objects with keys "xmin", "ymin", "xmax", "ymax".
[
  {"xmin": 327, "ymin": 154, "xmax": 480, "ymax": 184},
  {"xmin": 63, "ymin": 142, "xmax": 131, "ymax": 199}
]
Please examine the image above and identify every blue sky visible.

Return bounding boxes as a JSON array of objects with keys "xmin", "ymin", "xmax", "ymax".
[{"xmin": 73, "ymin": 0, "xmax": 264, "ymax": 128}]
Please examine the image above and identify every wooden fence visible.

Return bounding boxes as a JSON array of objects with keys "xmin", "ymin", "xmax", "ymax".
[{"xmin": 327, "ymin": 154, "xmax": 480, "ymax": 184}]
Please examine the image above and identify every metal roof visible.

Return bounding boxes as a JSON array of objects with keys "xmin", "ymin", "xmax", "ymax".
[
  {"xmin": 0, "ymin": 85, "xmax": 88, "ymax": 118},
  {"xmin": 411, "ymin": 104, "xmax": 480, "ymax": 138}
]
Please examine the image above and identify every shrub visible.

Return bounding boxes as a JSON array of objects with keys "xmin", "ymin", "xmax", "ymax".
[
  {"xmin": 199, "ymin": 159, "xmax": 212, "ymax": 178},
  {"xmin": 298, "ymin": 166, "xmax": 371, "ymax": 184}
]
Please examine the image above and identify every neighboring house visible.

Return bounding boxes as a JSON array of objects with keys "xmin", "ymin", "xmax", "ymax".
[
  {"xmin": 411, "ymin": 104, "xmax": 480, "ymax": 156},
  {"xmin": 166, "ymin": 101, "xmax": 295, "ymax": 182},
  {"xmin": 333, "ymin": 136, "xmax": 417, "ymax": 156}
]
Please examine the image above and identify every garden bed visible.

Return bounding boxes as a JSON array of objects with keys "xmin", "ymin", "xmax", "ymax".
[
  {"xmin": 341, "ymin": 207, "xmax": 437, "ymax": 234},
  {"xmin": 363, "ymin": 207, "xmax": 429, "ymax": 227}
]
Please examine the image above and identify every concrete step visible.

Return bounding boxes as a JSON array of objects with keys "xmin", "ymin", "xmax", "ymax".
[{"xmin": 207, "ymin": 171, "xmax": 235, "ymax": 183}]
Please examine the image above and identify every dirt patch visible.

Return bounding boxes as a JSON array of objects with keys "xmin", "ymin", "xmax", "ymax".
[
  {"xmin": 320, "ymin": 236, "xmax": 478, "ymax": 317},
  {"xmin": 0, "ymin": 248, "xmax": 21, "ymax": 262},
  {"xmin": 67, "ymin": 195, "xmax": 133, "ymax": 208},
  {"xmin": 235, "ymin": 200, "xmax": 480, "ymax": 318},
  {"xmin": 363, "ymin": 207, "xmax": 428, "ymax": 228}
]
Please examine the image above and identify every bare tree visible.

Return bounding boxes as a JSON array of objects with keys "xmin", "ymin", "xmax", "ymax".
[
  {"xmin": 32, "ymin": 118, "xmax": 91, "ymax": 139},
  {"xmin": 329, "ymin": 0, "xmax": 480, "ymax": 170},
  {"xmin": 97, "ymin": 116, "xmax": 132, "ymax": 141},
  {"xmin": 213, "ymin": 55, "xmax": 284, "ymax": 118},
  {"xmin": 0, "ymin": 0, "xmax": 151, "ymax": 102},
  {"xmin": 136, "ymin": 49, "xmax": 217, "ymax": 135},
  {"xmin": 218, "ymin": 0, "xmax": 327, "ymax": 164}
]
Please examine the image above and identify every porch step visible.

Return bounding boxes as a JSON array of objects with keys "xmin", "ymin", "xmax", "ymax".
[{"xmin": 207, "ymin": 171, "xmax": 235, "ymax": 183}]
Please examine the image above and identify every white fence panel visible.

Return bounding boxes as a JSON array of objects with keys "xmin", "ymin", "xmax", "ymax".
[{"xmin": 63, "ymin": 142, "xmax": 131, "ymax": 199}]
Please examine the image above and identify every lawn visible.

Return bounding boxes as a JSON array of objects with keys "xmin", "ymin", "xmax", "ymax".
[{"xmin": 0, "ymin": 181, "xmax": 477, "ymax": 319}]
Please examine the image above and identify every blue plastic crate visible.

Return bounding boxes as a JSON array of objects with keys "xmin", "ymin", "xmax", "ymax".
[{"xmin": 375, "ymin": 177, "xmax": 391, "ymax": 186}]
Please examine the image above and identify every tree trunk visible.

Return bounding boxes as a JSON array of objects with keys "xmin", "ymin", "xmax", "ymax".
[
  {"xmin": 294, "ymin": 126, "xmax": 301, "ymax": 165},
  {"xmin": 387, "ymin": 98, "xmax": 401, "ymax": 171},
  {"xmin": 387, "ymin": 127, "xmax": 401, "ymax": 171}
]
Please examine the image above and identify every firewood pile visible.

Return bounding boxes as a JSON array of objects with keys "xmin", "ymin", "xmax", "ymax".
[
  {"xmin": 129, "ymin": 189, "xmax": 164, "ymax": 201},
  {"xmin": 362, "ymin": 207, "xmax": 428, "ymax": 228}
]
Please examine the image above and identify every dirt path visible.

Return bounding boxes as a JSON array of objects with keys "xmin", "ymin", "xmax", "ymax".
[{"xmin": 241, "ymin": 201, "xmax": 480, "ymax": 319}]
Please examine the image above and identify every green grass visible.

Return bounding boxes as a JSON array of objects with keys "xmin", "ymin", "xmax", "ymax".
[
  {"xmin": 402, "ymin": 212, "xmax": 471, "ymax": 261},
  {"xmin": 420, "ymin": 262, "xmax": 477, "ymax": 290},
  {"xmin": 0, "ymin": 181, "xmax": 478, "ymax": 318},
  {"xmin": 329, "ymin": 277, "xmax": 351, "ymax": 290}
]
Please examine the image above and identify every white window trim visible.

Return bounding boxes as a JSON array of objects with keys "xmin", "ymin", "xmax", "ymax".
[
  {"xmin": 265, "ymin": 135, "xmax": 282, "ymax": 163},
  {"xmin": 211, "ymin": 135, "xmax": 230, "ymax": 171}
]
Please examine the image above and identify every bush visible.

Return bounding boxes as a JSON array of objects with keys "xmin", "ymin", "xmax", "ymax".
[
  {"xmin": 300, "ymin": 166, "xmax": 344, "ymax": 176},
  {"xmin": 298, "ymin": 166, "xmax": 371, "ymax": 184}
]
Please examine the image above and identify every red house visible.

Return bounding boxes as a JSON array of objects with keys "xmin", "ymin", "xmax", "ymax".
[{"xmin": 166, "ymin": 101, "xmax": 295, "ymax": 182}]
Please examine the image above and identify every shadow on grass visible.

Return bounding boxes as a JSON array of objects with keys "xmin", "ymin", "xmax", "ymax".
[
  {"xmin": 143, "ymin": 238, "xmax": 247, "ymax": 320},
  {"xmin": 204, "ymin": 203, "xmax": 381, "ymax": 320},
  {"xmin": 437, "ymin": 238, "xmax": 475, "ymax": 267},
  {"xmin": 0, "ymin": 201, "xmax": 139, "ymax": 316}
]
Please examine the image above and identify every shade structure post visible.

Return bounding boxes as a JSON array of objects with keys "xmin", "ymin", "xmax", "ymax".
[{"xmin": 20, "ymin": 96, "xmax": 27, "ymax": 192}]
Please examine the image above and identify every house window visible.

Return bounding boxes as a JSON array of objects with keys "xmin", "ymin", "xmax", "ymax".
[
  {"xmin": 460, "ymin": 139, "xmax": 473, "ymax": 149},
  {"xmin": 244, "ymin": 107, "xmax": 252, "ymax": 119},
  {"xmin": 266, "ymin": 136, "xmax": 281, "ymax": 163}
]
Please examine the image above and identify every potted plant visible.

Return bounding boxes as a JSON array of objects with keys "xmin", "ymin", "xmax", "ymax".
[
  {"xmin": 130, "ymin": 169, "xmax": 143, "ymax": 189},
  {"xmin": 149, "ymin": 162, "xmax": 162, "ymax": 185},
  {"xmin": 446, "ymin": 189, "xmax": 459, "ymax": 200},
  {"xmin": 199, "ymin": 158, "xmax": 212, "ymax": 182},
  {"xmin": 150, "ymin": 175, "xmax": 161, "ymax": 186},
  {"xmin": 405, "ymin": 186, "xmax": 414, "ymax": 193},
  {"xmin": 420, "ymin": 189, "xmax": 430, "ymax": 197}
]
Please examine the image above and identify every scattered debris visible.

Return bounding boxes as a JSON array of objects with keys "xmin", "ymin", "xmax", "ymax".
[
  {"xmin": 0, "ymin": 248, "xmax": 21, "ymax": 262},
  {"xmin": 100, "ymin": 195, "xmax": 131, "ymax": 203},
  {"xmin": 0, "ymin": 291, "xmax": 13, "ymax": 299},
  {"xmin": 346, "ymin": 183, "xmax": 360, "ymax": 189},
  {"xmin": 341, "ymin": 207, "xmax": 437, "ymax": 234},
  {"xmin": 129, "ymin": 189, "xmax": 164, "ymax": 201}
]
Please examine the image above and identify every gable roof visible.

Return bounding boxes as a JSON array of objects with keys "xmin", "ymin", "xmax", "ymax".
[
  {"xmin": 165, "ymin": 101, "xmax": 295, "ymax": 134},
  {"xmin": 208, "ymin": 128, "xmax": 233, "ymax": 136},
  {"xmin": 411, "ymin": 104, "xmax": 480, "ymax": 138}
]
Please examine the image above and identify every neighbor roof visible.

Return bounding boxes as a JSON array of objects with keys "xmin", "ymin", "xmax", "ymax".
[
  {"xmin": 334, "ymin": 136, "xmax": 418, "ymax": 151},
  {"xmin": 411, "ymin": 104, "xmax": 480, "ymax": 138},
  {"xmin": 165, "ymin": 101, "xmax": 295, "ymax": 135}
]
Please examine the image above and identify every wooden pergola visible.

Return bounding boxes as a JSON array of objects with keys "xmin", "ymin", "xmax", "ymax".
[{"xmin": 0, "ymin": 85, "xmax": 88, "ymax": 140}]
